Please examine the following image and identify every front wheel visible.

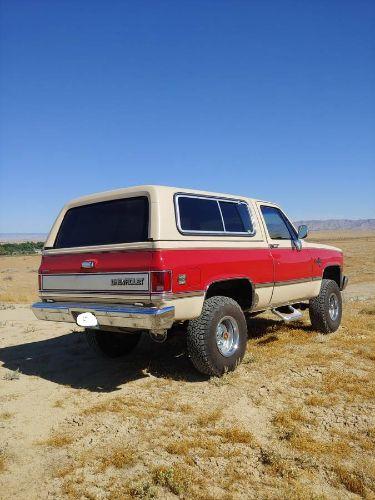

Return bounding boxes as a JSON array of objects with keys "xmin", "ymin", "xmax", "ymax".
[
  {"xmin": 85, "ymin": 329, "xmax": 142, "ymax": 358},
  {"xmin": 187, "ymin": 296, "xmax": 248, "ymax": 376},
  {"xmin": 309, "ymin": 279, "xmax": 342, "ymax": 333}
]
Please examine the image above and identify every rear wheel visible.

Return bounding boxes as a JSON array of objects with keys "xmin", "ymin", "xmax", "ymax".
[
  {"xmin": 85, "ymin": 329, "xmax": 142, "ymax": 358},
  {"xmin": 187, "ymin": 296, "xmax": 248, "ymax": 376},
  {"xmin": 309, "ymin": 279, "xmax": 342, "ymax": 333}
]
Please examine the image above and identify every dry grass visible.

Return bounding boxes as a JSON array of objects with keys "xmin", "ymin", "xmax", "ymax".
[
  {"xmin": 308, "ymin": 230, "xmax": 375, "ymax": 283},
  {"xmin": 0, "ymin": 454, "xmax": 6, "ymax": 473},
  {"xmin": 333, "ymin": 464, "xmax": 366, "ymax": 496},
  {"xmin": 0, "ymin": 254, "xmax": 40, "ymax": 303},
  {"xmin": 289, "ymin": 432, "xmax": 350, "ymax": 456},
  {"xmin": 40, "ymin": 432, "xmax": 74, "ymax": 448},
  {"xmin": 96, "ymin": 445, "xmax": 137, "ymax": 471},
  {"xmin": 152, "ymin": 464, "xmax": 196, "ymax": 496},
  {"xmin": 196, "ymin": 407, "xmax": 222, "ymax": 426},
  {"xmin": 0, "ymin": 411, "xmax": 13, "ymax": 421},
  {"xmin": 322, "ymin": 370, "xmax": 375, "ymax": 401},
  {"xmin": 273, "ymin": 406, "xmax": 315, "ymax": 428},
  {"xmin": 52, "ymin": 399, "xmax": 64, "ymax": 408},
  {"xmin": 215, "ymin": 427, "xmax": 255, "ymax": 445}
]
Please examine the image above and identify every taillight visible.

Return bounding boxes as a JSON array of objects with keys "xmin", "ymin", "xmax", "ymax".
[
  {"xmin": 151, "ymin": 271, "xmax": 172, "ymax": 293},
  {"xmin": 38, "ymin": 274, "xmax": 42, "ymax": 290}
]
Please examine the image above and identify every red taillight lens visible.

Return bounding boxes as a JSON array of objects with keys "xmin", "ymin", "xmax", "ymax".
[{"xmin": 151, "ymin": 271, "xmax": 172, "ymax": 293}]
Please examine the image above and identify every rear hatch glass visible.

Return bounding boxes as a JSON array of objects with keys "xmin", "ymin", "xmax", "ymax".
[{"xmin": 54, "ymin": 196, "xmax": 149, "ymax": 249}]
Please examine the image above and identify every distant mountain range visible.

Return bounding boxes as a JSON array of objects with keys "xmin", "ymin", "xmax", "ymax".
[
  {"xmin": 0, "ymin": 219, "xmax": 374, "ymax": 243},
  {"xmin": 0, "ymin": 233, "xmax": 47, "ymax": 243},
  {"xmin": 294, "ymin": 219, "xmax": 375, "ymax": 231}
]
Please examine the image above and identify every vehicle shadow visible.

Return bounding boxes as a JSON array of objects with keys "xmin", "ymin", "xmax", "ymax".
[
  {"xmin": 0, "ymin": 328, "xmax": 207, "ymax": 392},
  {"xmin": 247, "ymin": 316, "xmax": 314, "ymax": 339},
  {"xmin": 0, "ymin": 317, "xmax": 313, "ymax": 393}
]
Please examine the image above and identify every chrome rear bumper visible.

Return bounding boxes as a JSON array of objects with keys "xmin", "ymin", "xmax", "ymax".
[{"xmin": 31, "ymin": 301, "xmax": 175, "ymax": 333}]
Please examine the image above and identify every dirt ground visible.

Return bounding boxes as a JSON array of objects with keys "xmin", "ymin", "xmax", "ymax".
[{"xmin": 0, "ymin": 232, "xmax": 374, "ymax": 499}]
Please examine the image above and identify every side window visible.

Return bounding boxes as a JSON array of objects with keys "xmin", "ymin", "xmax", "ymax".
[
  {"xmin": 261, "ymin": 206, "xmax": 294, "ymax": 240},
  {"xmin": 219, "ymin": 201, "xmax": 253, "ymax": 233},
  {"xmin": 176, "ymin": 195, "xmax": 254, "ymax": 235},
  {"xmin": 178, "ymin": 197, "xmax": 223, "ymax": 232}
]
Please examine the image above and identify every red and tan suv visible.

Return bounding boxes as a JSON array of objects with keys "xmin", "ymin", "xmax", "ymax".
[{"xmin": 32, "ymin": 185, "xmax": 347, "ymax": 376}]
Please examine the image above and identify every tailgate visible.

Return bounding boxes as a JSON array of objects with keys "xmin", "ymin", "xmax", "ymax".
[{"xmin": 40, "ymin": 251, "xmax": 152, "ymax": 298}]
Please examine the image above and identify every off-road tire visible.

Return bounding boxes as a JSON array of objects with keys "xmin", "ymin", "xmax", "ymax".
[
  {"xmin": 85, "ymin": 329, "xmax": 142, "ymax": 358},
  {"xmin": 309, "ymin": 279, "xmax": 342, "ymax": 333},
  {"xmin": 187, "ymin": 296, "xmax": 248, "ymax": 376}
]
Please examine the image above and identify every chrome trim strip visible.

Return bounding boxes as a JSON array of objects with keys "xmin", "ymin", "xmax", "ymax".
[
  {"xmin": 254, "ymin": 282, "xmax": 274, "ymax": 289},
  {"xmin": 274, "ymin": 278, "xmax": 313, "ymax": 287},
  {"xmin": 153, "ymin": 290, "xmax": 205, "ymax": 300},
  {"xmin": 255, "ymin": 277, "xmax": 322, "ymax": 289}
]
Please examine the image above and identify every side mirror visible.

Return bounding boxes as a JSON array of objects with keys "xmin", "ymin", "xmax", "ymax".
[{"xmin": 297, "ymin": 225, "xmax": 308, "ymax": 239}]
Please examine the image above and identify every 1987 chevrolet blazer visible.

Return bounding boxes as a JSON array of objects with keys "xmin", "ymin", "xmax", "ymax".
[{"xmin": 32, "ymin": 185, "xmax": 348, "ymax": 376}]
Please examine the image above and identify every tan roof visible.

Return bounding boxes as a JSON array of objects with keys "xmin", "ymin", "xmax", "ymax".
[{"xmin": 66, "ymin": 184, "xmax": 269, "ymax": 208}]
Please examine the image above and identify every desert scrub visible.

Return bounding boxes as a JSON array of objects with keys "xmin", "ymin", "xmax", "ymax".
[
  {"xmin": 152, "ymin": 464, "xmax": 192, "ymax": 496},
  {"xmin": 0, "ymin": 241, "xmax": 44, "ymax": 255},
  {"xmin": 0, "ymin": 412, "xmax": 13, "ymax": 421},
  {"xmin": 96, "ymin": 445, "xmax": 137, "ymax": 471}
]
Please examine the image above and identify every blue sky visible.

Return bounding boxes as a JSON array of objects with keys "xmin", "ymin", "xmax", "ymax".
[{"xmin": 0, "ymin": 0, "xmax": 374, "ymax": 232}]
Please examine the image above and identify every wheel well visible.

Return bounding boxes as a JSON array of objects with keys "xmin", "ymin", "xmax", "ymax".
[
  {"xmin": 205, "ymin": 279, "xmax": 253, "ymax": 310},
  {"xmin": 322, "ymin": 265, "xmax": 341, "ymax": 287}
]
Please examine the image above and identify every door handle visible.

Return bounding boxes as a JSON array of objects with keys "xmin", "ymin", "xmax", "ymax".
[{"xmin": 269, "ymin": 244, "xmax": 279, "ymax": 249}]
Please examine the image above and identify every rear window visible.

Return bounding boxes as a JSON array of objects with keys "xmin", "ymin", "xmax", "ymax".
[
  {"xmin": 54, "ymin": 196, "xmax": 149, "ymax": 248},
  {"xmin": 176, "ymin": 195, "xmax": 253, "ymax": 235}
]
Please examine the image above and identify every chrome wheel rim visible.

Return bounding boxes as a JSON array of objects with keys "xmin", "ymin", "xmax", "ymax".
[
  {"xmin": 328, "ymin": 293, "xmax": 339, "ymax": 321},
  {"xmin": 215, "ymin": 316, "xmax": 239, "ymax": 357}
]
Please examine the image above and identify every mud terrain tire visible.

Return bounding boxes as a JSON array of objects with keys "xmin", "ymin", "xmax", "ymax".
[
  {"xmin": 187, "ymin": 296, "xmax": 247, "ymax": 377},
  {"xmin": 85, "ymin": 329, "xmax": 142, "ymax": 358},
  {"xmin": 309, "ymin": 279, "xmax": 342, "ymax": 333}
]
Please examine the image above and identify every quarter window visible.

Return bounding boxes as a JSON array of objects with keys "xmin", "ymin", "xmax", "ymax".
[
  {"xmin": 261, "ymin": 206, "xmax": 295, "ymax": 240},
  {"xmin": 219, "ymin": 201, "xmax": 252, "ymax": 233},
  {"xmin": 177, "ymin": 195, "xmax": 253, "ymax": 235}
]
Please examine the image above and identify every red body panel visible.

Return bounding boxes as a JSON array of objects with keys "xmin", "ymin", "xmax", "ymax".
[
  {"xmin": 151, "ymin": 249, "xmax": 274, "ymax": 292},
  {"xmin": 309, "ymin": 248, "xmax": 343, "ymax": 278},
  {"xmin": 39, "ymin": 246, "xmax": 343, "ymax": 294},
  {"xmin": 40, "ymin": 251, "xmax": 153, "ymax": 275}
]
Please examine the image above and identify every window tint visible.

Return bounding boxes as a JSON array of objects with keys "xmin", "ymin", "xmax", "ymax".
[
  {"xmin": 261, "ymin": 206, "xmax": 294, "ymax": 240},
  {"xmin": 54, "ymin": 197, "xmax": 149, "ymax": 248},
  {"xmin": 219, "ymin": 201, "xmax": 253, "ymax": 233},
  {"xmin": 177, "ymin": 196, "xmax": 254, "ymax": 234},
  {"xmin": 178, "ymin": 197, "xmax": 223, "ymax": 232}
]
